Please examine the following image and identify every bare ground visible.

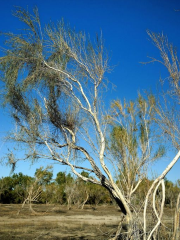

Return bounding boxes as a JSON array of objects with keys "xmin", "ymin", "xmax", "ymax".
[
  {"xmin": 0, "ymin": 204, "xmax": 175, "ymax": 240},
  {"xmin": 0, "ymin": 204, "xmax": 124, "ymax": 240}
]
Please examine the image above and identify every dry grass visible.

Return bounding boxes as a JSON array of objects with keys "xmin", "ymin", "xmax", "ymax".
[
  {"xmin": 0, "ymin": 204, "xmax": 175, "ymax": 240},
  {"xmin": 0, "ymin": 204, "xmax": 122, "ymax": 240}
]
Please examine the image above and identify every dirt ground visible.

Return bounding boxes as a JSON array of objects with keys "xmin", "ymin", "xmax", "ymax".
[
  {"xmin": 0, "ymin": 204, "xmax": 124, "ymax": 240},
  {"xmin": 0, "ymin": 204, "xmax": 175, "ymax": 240}
]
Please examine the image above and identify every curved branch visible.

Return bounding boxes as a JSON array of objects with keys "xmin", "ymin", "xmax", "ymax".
[{"xmin": 143, "ymin": 150, "xmax": 180, "ymax": 239}]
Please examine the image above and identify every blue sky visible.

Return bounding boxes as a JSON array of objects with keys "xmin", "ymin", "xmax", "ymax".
[{"xmin": 0, "ymin": 0, "xmax": 180, "ymax": 182}]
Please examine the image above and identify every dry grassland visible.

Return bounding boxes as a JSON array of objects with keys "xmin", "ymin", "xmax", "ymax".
[{"xmin": 0, "ymin": 204, "xmax": 175, "ymax": 240}]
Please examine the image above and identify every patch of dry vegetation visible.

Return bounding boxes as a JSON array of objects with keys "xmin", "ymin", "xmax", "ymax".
[{"xmin": 0, "ymin": 204, "xmax": 175, "ymax": 240}]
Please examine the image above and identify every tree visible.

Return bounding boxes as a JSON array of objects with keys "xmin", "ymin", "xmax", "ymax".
[
  {"xmin": 108, "ymin": 96, "xmax": 165, "ymax": 203},
  {"xmin": 12, "ymin": 172, "xmax": 34, "ymax": 203},
  {"xmin": 0, "ymin": 173, "xmax": 33, "ymax": 204},
  {"xmin": 1, "ymin": 7, "xmax": 180, "ymax": 240},
  {"xmin": 0, "ymin": 176, "xmax": 15, "ymax": 203},
  {"xmin": 35, "ymin": 166, "xmax": 53, "ymax": 185},
  {"xmin": 55, "ymin": 171, "xmax": 73, "ymax": 205},
  {"xmin": 17, "ymin": 166, "xmax": 52, "ymax": 214},
  {"xmin": 164, "ymin": 179, "xmax": 180, "ymax": 208},
  {"xmin": 146, "ymin": 31, "xmax": 180, "ymax": 150},
  {"xmin": 0, "ymin": 7, "xmax": 134, "ymax": 229},
  {"xmin": 56, "ymin": 172, "xmax": 67, "ymax": 185},
  {"xmin": 140, "ymin": 31, "xmax": 180, "ymax": 240}
]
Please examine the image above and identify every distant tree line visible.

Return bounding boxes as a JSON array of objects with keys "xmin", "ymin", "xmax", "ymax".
[
  {"xmin": 0, "ymin": 168, "xmax": 179, "ymax": 209},
  {"xmin": 0, "ymin": 168, "xmax": 111, "ymax": 208}
]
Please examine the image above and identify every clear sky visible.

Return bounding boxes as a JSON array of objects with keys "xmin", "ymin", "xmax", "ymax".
[{"xmin": 0, "ymin": 0, "xmax": 180, "ymax": 182}]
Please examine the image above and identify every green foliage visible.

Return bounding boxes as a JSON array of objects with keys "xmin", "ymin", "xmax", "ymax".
[
  {"xmin": 88, "ymin": 183, "xmax": 111, "ymax": 205},
  {"xmin": 55, "ymin": 172, "xmax": 73, "ymax": 185},
  {"xmin": 56, "ymin": 172, "xmax": 66, "ymax": 185},
  {"xmin": 164, "ymin": 178, "xmax": 180, "ymax": 208},
  {"xmin": 80, "ymin": 171, "xmax": 89, "ymax": 178},
  {"xmin": 109, "ymin": 96, "xmax": 165, "ymax": 200},
  {"xmin": 0, "ymin": 170, "xmax": 179, "ymax": 209},
  {"xmin": 53, "ymin": 172, "xmax": 73, "ymax": 204},
  {"xmin": 35, "ymin": 166, "xmax": 53, "ymax": 185},
  {"xmin": 0, "ymin": 173, "xmax": 33, "ymax": 203}
]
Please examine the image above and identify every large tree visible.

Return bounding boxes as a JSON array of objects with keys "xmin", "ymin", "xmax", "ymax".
[
  {"xmin": 0, "ymin": 7, "xmax": 134, "ymax": 223},
  {"xmin": 0, "ymin": 7, "xmax": 175, "ymax": 240},
  {"xmin": 141, "ymin": 31, "xmax": 180, "ymax": 240}
]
